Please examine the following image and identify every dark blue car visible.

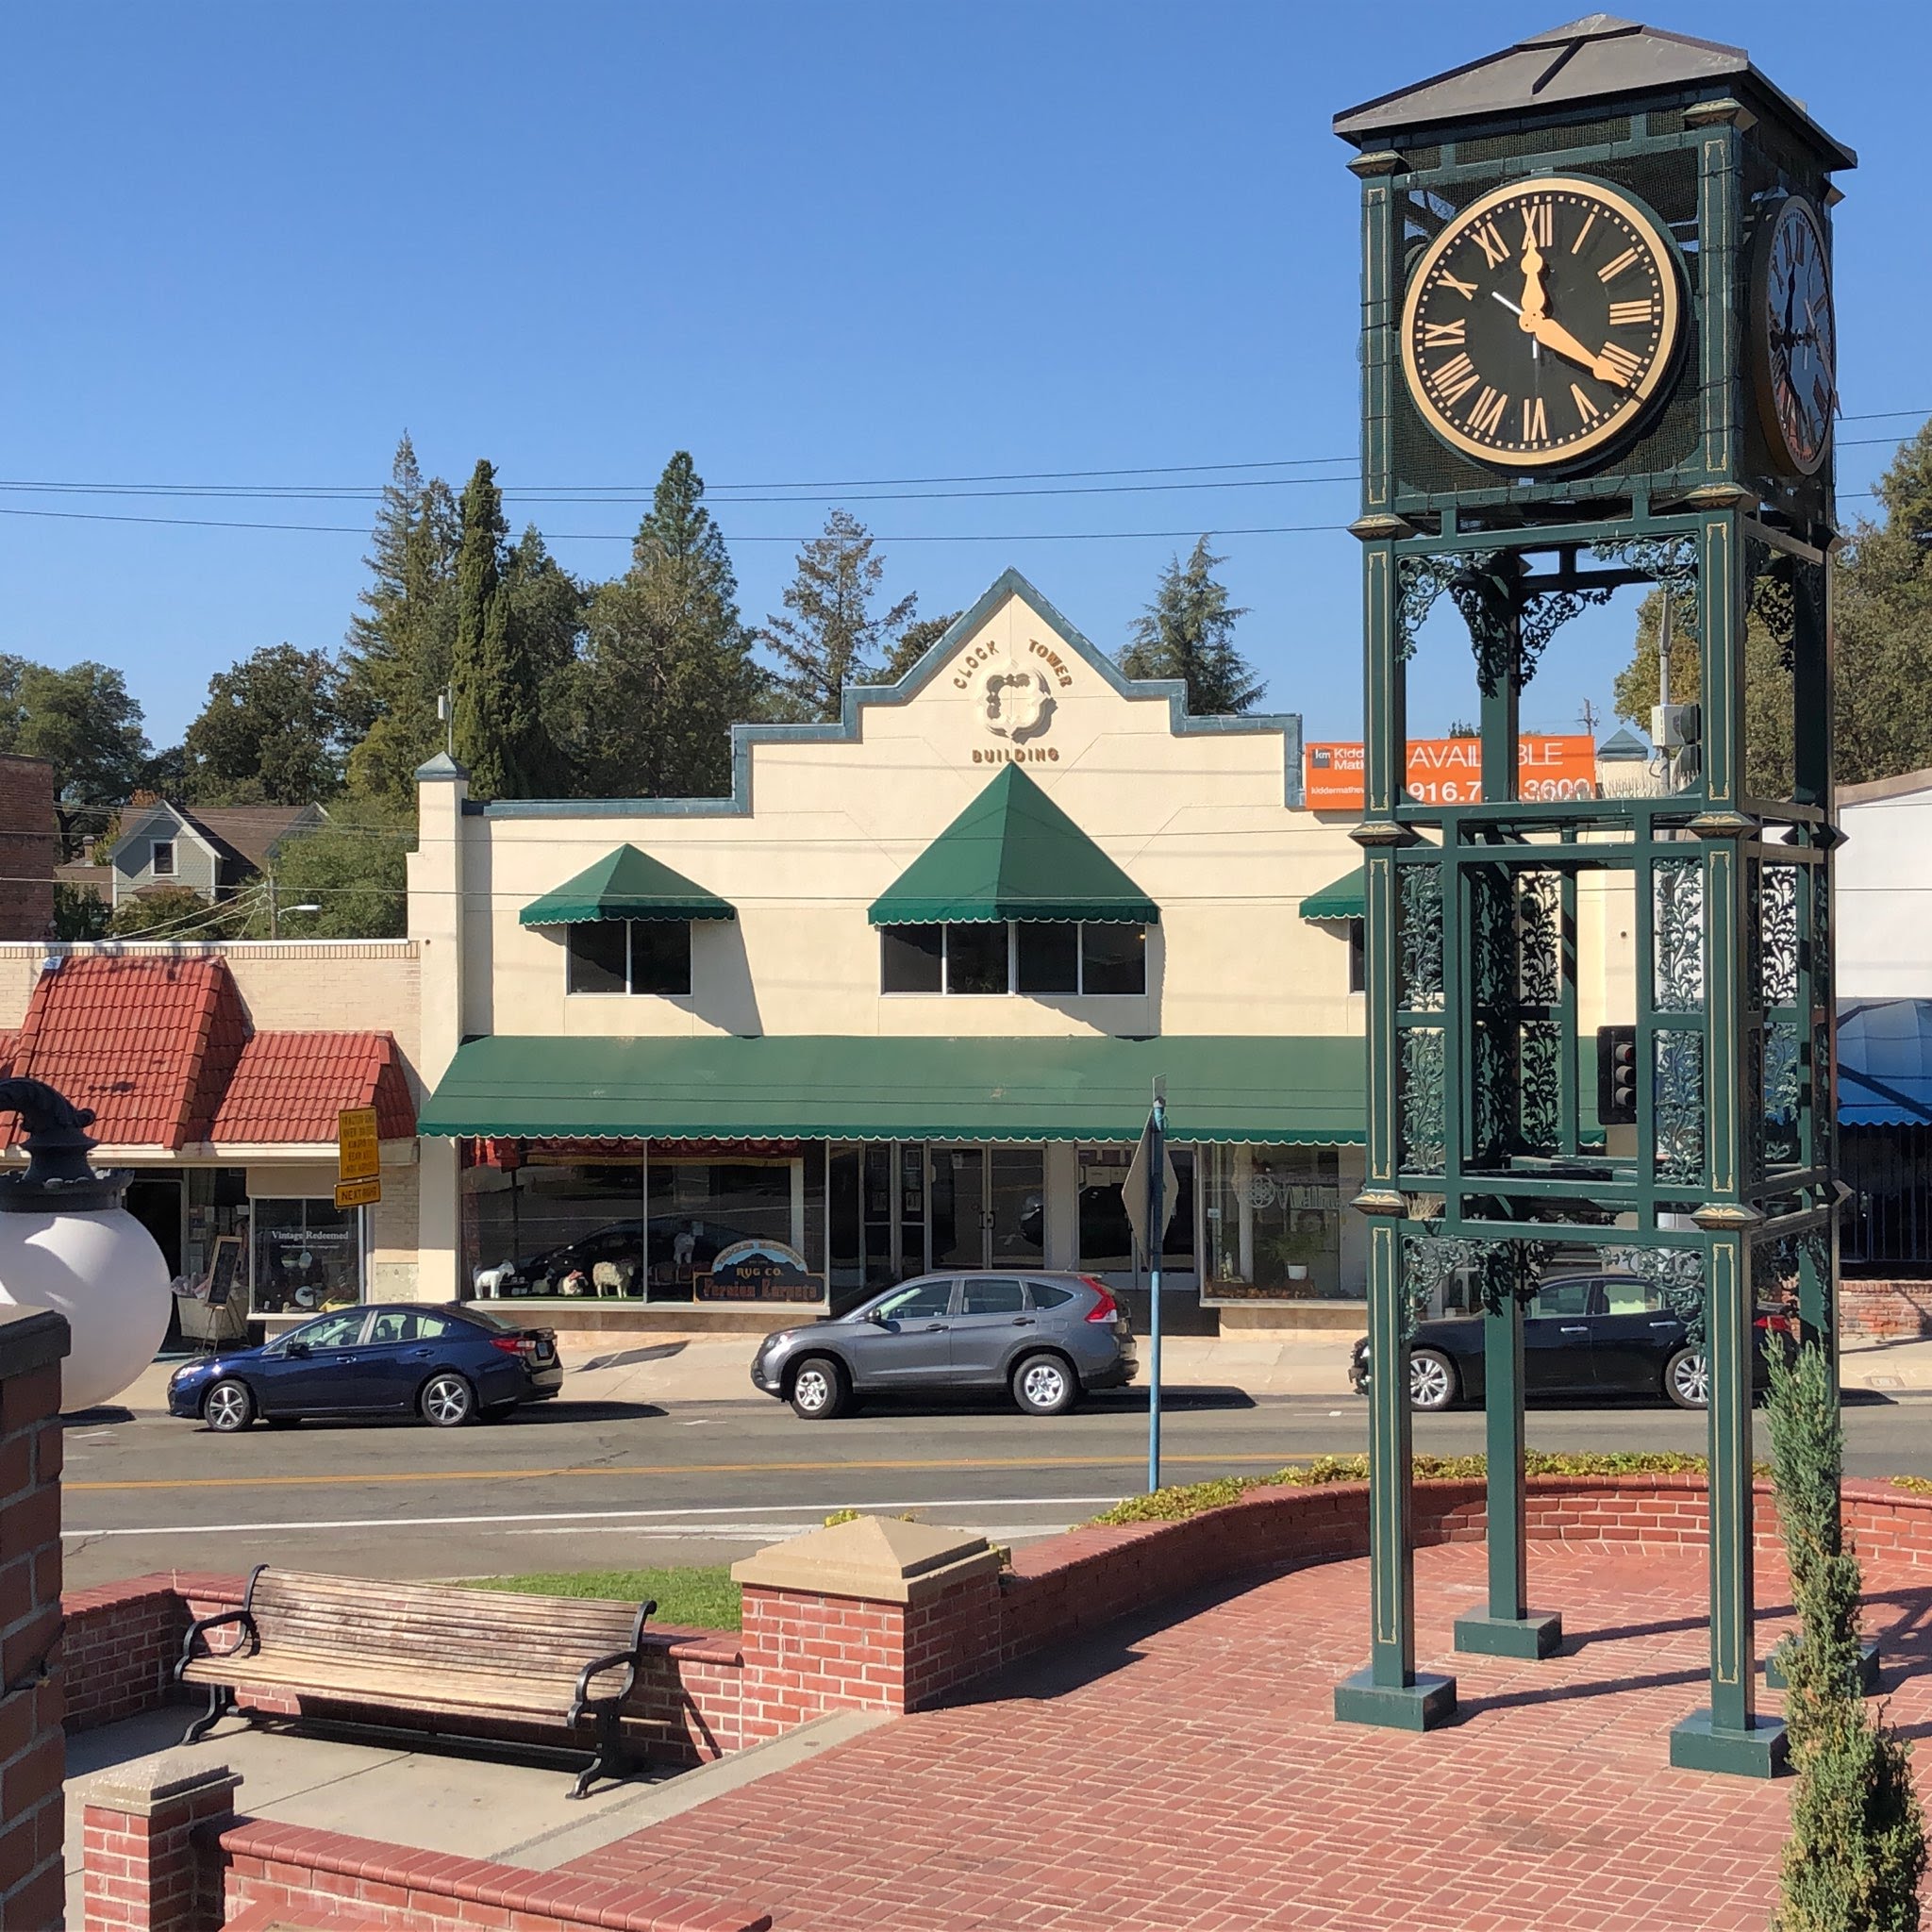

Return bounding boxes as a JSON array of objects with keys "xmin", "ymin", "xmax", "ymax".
[{"xmin": 166, "ymin": 1304, "xmax": 564, "ymax": 1432}]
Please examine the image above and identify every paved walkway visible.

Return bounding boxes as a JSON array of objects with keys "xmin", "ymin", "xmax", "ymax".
[{"xmin": 551, "ymin": 1541, "xmax": 1932, "ymax": 1930}]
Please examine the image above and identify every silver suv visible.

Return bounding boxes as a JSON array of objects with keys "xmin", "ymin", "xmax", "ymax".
[{"xmin": 751, "ymin": 1272, "xmax": 1139, "ymax": 1419}]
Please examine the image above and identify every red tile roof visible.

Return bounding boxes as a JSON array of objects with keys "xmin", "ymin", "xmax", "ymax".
[
  {"xmin": 7, "ymin": 956, "xmax": 248, "ymax": 1147},
  {"xmin": 2, "ymin": 956, "xmax": 414, "ymax": 1150},
  {"xmin": 211, "ymin": 1030, "xmax": 415, "ymax": 1144}
]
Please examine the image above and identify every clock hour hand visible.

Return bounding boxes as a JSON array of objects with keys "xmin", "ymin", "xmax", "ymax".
[{"xmin": 1526, "ymin": 313, "xmax": 1631, "ymax": 388}]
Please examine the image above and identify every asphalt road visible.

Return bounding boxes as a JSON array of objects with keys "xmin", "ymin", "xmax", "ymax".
[{"xmin": 57, "ymin": 1384, "xmax": 1931, "ymax": 1590}]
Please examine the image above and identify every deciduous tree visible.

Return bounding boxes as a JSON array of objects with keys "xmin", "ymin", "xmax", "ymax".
[
  {"xmin": 0, "ymin": 656, "xmax": 152, "ymax": 851},
  {"xmin": 181, "ymin": 644, "xmax": 344, "ymax": 805}
]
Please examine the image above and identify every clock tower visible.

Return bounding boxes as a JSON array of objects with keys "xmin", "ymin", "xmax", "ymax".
[{"xmin": 1330, "ymin": 16, "xmax": 1853, "ymax": 1776}]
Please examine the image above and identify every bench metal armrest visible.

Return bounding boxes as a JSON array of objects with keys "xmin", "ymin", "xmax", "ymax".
[
  {"xmin": 566, "ymin": 1597, "xmax": 658, "ymax": 1726},
  {"xmin": 568, "ymin": 1648, "xmax": 640, "ymax": 1724},
  {"xmin": 175, "ymin": 1607, "xmax": 258, "ymax": 1679}
]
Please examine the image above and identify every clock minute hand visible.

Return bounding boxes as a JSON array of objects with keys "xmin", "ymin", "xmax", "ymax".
[{"xmin": 1527, "ymin": 313, "xmax": 1631, "ymax": 388}]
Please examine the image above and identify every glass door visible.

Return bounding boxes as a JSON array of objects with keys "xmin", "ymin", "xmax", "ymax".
[
  {"xmin": 929, "ymin": 1146, "xmax": 987, "ymax": 1270},
  {"xmin": 989, "ymin": 1148, "xmax": 1045, "ymax": 1266}
]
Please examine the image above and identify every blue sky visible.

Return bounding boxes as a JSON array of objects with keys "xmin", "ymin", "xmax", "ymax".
[{"xmin": 0, "ymin": 2, "xmax": 1919, "ymax": 753}]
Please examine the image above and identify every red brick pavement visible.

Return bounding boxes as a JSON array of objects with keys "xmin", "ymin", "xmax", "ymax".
[{"xmin": 559, "ymin": 1542, "xmax": 1932, "ymax": 1930}]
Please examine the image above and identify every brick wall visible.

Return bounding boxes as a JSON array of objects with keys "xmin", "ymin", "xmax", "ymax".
[
  {"xmin": 0, "ymin": 755, "xmax": 57, "ymax": 941},
  {"xmin": 1840, "ymin": 1277, "xmax": 1932, "ymax": 1338},
  {"xmin": 0, "ymin": 1305, "xmax": 70, "ymax": 1932}
]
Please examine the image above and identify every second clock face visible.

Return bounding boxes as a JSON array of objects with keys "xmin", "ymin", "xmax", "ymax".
[{"xmin": 1401, "ymin": 175, "xmax": 1683, "ymax": 470}]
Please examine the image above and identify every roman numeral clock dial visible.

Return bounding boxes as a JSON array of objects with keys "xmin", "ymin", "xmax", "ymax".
[{"xmin": 1400, "ymin": 176, "xmax": 1683, "ymax": 469}]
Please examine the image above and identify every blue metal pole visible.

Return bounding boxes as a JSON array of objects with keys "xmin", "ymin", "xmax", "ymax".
[{"xmin": 1147, "ymin": 1092, "xmax": 1166, "ymax": 1496}]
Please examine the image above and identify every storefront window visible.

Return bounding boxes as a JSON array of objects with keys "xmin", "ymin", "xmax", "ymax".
[
  {"xmin": 252, "ymin": 1198, "xmax": 363, "ymax": 1316},
  {"xmin": 1202, "ymin": 1145, "xmax": 1344, "ymax": 1301},
  {"xmin": 647, "ymin": 1158, "xmax": 793, "ymax": 1302},
  {"xmin": 463, "ymin": 1153, "xmax": 643, "ymax": 1299},
  {"xmin": 1074, "ymin": 1145, "xmax": 1195, "ymax": 1274}
]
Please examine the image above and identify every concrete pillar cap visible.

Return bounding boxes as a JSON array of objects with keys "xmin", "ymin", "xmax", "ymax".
[
  {"xmin": 82, "ymin": 1757, "xmax": 242, "ymax": 1818},
  {"xmin": 732, "ymin": 1514, "xmax": 1003, "ymax": 1605}
]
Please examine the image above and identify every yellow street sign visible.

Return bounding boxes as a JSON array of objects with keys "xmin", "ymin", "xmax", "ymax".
[
  {"xmin": 335, "ymin": 1177, "xmax": 383, "ymax": 1209},
  {"xmin": 338, "ymin": 1106, "xmax": 380, "ymax": 1183}
]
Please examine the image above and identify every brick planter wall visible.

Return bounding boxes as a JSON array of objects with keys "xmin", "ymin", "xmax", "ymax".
[{"xmin": 0, "ymin": 1305, "xmax": 69, "ymax": 1932}]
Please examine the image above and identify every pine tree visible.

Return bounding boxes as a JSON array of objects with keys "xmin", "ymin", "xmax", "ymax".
[
  {"xmin": 1121, "ymin": 538, "xmax": 1264, "ymax": 714},
  {"xmin": 1767, "ymin": 1341, "xmax": 1925, "ymax": 1931},
  {"xmin": 449, "ymin": 461, "xmax": 564, "ymax": 799},
  {"xmin": 880, "ymin": 610, "xmax": 961, "ymax": 683},
  {"xmin": 760, "ymin": 509, "xmax": 916, "ymax": 721},
  {"xmin": 569, "ymin": 453, "xmax": 764, "ymax": 795},
  {"xmin": 340, "ymin": 436, "xmax": 462, "ymax": 803}
]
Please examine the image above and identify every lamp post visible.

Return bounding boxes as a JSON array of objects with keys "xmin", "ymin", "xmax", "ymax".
[{"xmin": 266, "ymin": 877, "xmax": 322, "ymax": 940}]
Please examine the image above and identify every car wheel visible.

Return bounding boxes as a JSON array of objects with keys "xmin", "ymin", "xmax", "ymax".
[
  {"xmin": 203, "ymin": 1380, "xmax": 254, "ymax": 1433},
  {"xmin": 1408, "ymin": 1349, "xmax": 1457, "ymax": 1412},
  {"xmin": 1665, "ymin": 1347, "xmax": 1709, "ymax": 1410},
  {"xmin": 1012, "ymin": 1352, "xmax": 1078, "ymax": 1417},
  {"xmin": 420, "ymin": 1373, "xmax": 476, "ymax": 1427},
  {"xmin": 788, "ymin": 1356, "xmax": 849, "ymax": 1421}
]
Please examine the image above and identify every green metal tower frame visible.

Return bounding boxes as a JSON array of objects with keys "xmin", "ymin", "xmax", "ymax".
[{"xmin": 1329, "ymin": 20, "xmax": 1854, "ymax": 1777}]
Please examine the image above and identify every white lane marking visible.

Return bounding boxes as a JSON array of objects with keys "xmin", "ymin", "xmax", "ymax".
[
  {"xmin": 62, "ymin": 1493, "xmax": 1124, "ymax": 1541},
  {"xmin": 506, "ymin": 1522, "xmax": 1078, "ymax": 1541}
]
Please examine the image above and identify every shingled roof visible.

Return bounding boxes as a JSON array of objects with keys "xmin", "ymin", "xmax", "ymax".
[
  {"xmin": 1333, "ymin": 14, "xmax": 1856, "ymax": 169},
  {"xmin": 0, "ymin": 955, "xmax": 413, "ymax": 1151}
]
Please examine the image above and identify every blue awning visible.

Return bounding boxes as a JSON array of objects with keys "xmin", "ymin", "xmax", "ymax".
[{"xmin": 1838, "ymin": 1000, "xmax": 1932, "ymax": 1127}]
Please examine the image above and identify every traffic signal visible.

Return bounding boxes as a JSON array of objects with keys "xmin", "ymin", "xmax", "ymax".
[{"xmin": 1597, "ymin": 1025, "xmax": 1638, "ymax": 1125}]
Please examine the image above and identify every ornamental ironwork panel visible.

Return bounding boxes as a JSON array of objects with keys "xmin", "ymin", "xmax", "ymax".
[
  {"xmin": 1653, "ymin": 858, "xmax": 1706, "ymax": 1013},
  {"xmin": 1399, "ymin": 864, "xmax": 1444, "ymax": 1011},
  {"xmin": 1399, "ymin": 1027, "xmax": 1446, "ymax": 1175},
  {"xmin": 1516, "ymin": 871, "xmax": 1561, "ymax": 1008},
  {"xmin": 1759, "ymin": 864, "xmax": 1799, "ymax": 1009},
  {"xmin": 1655, "ymin": 1030, "xmax": 1706, "ymax": 1184},
  {"xmin": 1518, "ymin": 1020, "xmax": 1562, "ymax": 1156},
  {"xmin": 1608, "ymin": 1244, "xmax": 1707, "ymax": 1344},
  {"xmin": 1763, "ymin": 1020, "xmax": 1801, "ymax": 1168}
]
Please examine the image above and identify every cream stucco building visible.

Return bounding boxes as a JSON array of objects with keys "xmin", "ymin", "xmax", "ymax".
[{"xmin": 410, "ymin": 570, "xmax": 1375, "ymax": 1334}]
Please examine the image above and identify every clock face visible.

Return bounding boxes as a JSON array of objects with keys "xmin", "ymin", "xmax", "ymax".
[
  {"xmin": 1755, "ymin": 197, "xmax": 1835, "ymax": 476},
  {"xmin": 1400, "ymin": 176, "xmax": 1683, "ymax": 471}
]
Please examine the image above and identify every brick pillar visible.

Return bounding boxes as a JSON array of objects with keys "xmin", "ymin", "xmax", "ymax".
[
  {"xmin": 80, "ymin": 1759, "xmax": 242, "ymax": 1932},
  {"xmin": 0, "ymin": 1304, "xmax": 70, "ymax": 1930},
  {"xmin": 732, "ymin": 1515, "xmax": 1005, "ymax": 1744},
  {"xmin": 0, "ymin": 754, "xmax": 57, "ymax": 941}
]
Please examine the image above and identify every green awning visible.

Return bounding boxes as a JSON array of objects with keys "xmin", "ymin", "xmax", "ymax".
[
  {"xmin": 420, "ymin": 1034, "xmax": 1362, "ymax": 1145},
  {"xmin": 1300, "ymin": 866, "xmax": 1365, "ymax": 922},
  {"xmin": 520, "ymin": 844, "xmax": 734, "ymax": 926},
  {"xmin": 868, "ymin": 766, "xmax": 1158, "ymax": 926}
]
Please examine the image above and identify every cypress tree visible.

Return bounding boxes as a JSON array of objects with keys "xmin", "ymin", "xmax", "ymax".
[
  {"xmin": 1767, "ymin": 1340, "xmax": 1924, "ymax": 1931},
  {"xmin": 1121, "ymin": 537, "xmax": 1264, "ymax": 715},
  {"xmin": 450, "ymin": 460, "xmax": 565, "ymax": 799}
]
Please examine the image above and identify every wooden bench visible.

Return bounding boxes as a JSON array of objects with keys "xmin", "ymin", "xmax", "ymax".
[{"xmin": 175, "ymin": 1565, "xmax": 658, "ymax": 1799}]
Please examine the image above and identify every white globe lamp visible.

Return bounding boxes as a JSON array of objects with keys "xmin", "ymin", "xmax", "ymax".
[{"xmin": 0, "ymin": 1080, "xmax": 173, "ymax": 1412}]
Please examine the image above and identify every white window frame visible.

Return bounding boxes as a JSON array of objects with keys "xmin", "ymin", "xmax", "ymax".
[
  {"xmin": 150, "ymin": 838, "xmax": 176, "ymax": 879},
  {"xmin": 880, "ymin": 920, "xmax": 1146, "ymax": 998}
]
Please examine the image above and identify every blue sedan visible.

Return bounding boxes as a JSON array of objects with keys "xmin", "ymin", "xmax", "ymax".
[{"xmin": 167, "ymin": 1304, "xmax": 564, "ymax": 1432}]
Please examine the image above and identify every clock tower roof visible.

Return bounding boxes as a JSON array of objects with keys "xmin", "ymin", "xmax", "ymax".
[{"xmin": 1333, "ymin": 13, "xmax": 1855, "ymax": 173}]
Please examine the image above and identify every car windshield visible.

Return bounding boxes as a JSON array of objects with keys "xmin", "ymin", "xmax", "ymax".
[{"xmin": 277, "ymin": 1309, "xmax": 366, "ymax": 1350}]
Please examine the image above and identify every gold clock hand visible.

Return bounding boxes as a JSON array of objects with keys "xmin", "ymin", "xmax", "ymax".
[
  {"xmin": 1527, "ymin": 314, "xmax": 1631, "ymax": 388},
  {"xmin": 1520, "ymin": 238, "xmax": 1548, "ymax": 322}
]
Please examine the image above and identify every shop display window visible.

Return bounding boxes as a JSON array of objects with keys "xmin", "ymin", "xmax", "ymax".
[
  {"xmin": 1074, "ymin": 1144, "xmax": 1195, "ymax": 1274},
  {"xmin": 646, "ymin": 1158, "xmax": 793, "ymax": 1301},
  {"xmin": 252, "ymin": 1198, "xmax": 364, "ymax": 1316},
  {"xmin": 1202, "ymin": 1145, "xmax": 1344, "ymax": 1300}
]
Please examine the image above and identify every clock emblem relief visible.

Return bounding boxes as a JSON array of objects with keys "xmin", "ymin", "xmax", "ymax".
[{"xmin": 1400, "ymin": 175, "xmax": 1683, "ymax": 470}]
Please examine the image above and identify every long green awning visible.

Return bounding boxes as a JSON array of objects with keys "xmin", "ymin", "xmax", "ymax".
[
  {"xmin": 420, "ymin": 1034, "xmax": 1362, "ymax": 1144},
  {"xmin": 868, "ymin": 766, "xmax": 1158, "ymax": 926},
  {"xmin": 1300, "ymin": 866, "xmax": 1365, "ymax": 922},
  {"xmin": 520, "ymin": 844, "xmax": 734, "ymax": 926}
]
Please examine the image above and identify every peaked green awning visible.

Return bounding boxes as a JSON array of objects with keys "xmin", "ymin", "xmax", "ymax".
[
  {"xmin": 520, "ymin": 844, "xmax": 734, "ymax": 926},
  {"xmin": 420, "ymin": 1033, "xmax": 1363, "ymax": 1145},
  {"xmin": 1300, "ymin": 866, "xmax": 1365, "ymax": 923},
  {"xmin": 868, "ymin": 766, "xmax": 1158, "ymax": 926}
]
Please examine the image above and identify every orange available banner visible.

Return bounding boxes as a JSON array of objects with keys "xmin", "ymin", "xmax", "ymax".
[{"xmin": 1303, "ymin": 735, "xmax": 1598, "ymax": 810}]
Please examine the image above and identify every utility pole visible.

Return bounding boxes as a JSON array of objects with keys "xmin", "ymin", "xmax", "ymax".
[{"xmin": 1578, "ymin": 697, "xmax": 1600, "ymax": 739}]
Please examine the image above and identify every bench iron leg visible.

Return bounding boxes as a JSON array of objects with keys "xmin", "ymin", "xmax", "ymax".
[
  {"xmin": 183, "ymin": 1684, "xmax": 235, "ymax": 1746},
  {"xmin": 570, "ymin": 1704, "xmax": 629, "ymax": 1801}
]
